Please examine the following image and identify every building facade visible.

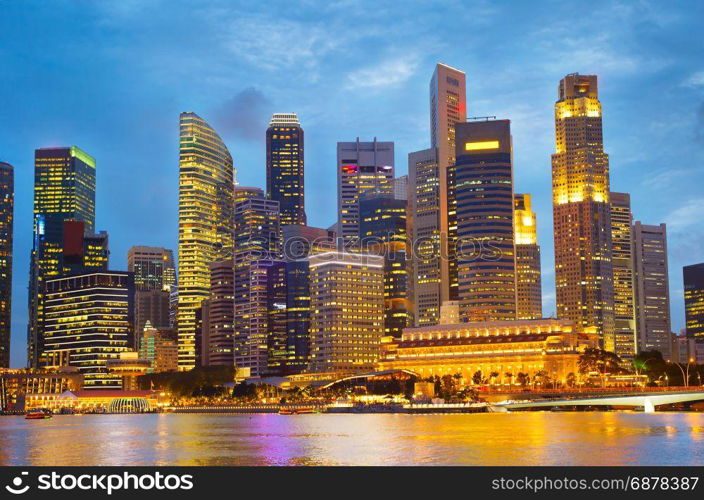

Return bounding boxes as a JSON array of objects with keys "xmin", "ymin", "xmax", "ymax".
[
  {"xmin": 684, "ymin": 262, "xmax": 704, "ymax": 340},
  {"xmin": 0, "ymin": 162, "xmax": 13, "ymax": 368},
  {"xmin": 207, "ymin": 259, "xmax": 235, "ymax": 366},
  {"xmin": 551, "ymin": 74, "xmax": 614, "ymax": 346},
  {"xmin": 266, "ymin": 113, "xmax": 306, "ymax": 226},
  {"xmin": 139, "ymin": 322, "xmax": 178, "ymax": 373},
  {"xmin": 514, "ymin": 193, "xmax": 542, "ymax": 320},
  {"xmin": 177, "ymin": 112, "xmax": 235, "ymax": 370},
  {"xmin": 127, "ymin": 246, "xmax": 175, "ymax": 292}
]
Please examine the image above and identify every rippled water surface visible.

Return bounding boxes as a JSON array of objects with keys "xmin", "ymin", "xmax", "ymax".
[{"xmin": 1, "ymin": 412, "xmax": 703, "ymax": 466}]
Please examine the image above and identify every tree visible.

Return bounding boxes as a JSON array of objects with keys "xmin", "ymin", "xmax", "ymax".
[
  {"xmin": 516, "ymin": 372, "xmax": 529, "ymax": 387},
  {"xmin": 472, "ymin": 370, "xmax": 483, "ymax": 386},
  {"xmin": 566, "ymin": 372, "xmax": 576, "ymax": 388},
  {"xmin": 578, "ymin": 348, "xmax": 622, "ymax": 386},
  {"xmin": 504, "ymin": 372, "xmax": 513, "ymax": 387}
]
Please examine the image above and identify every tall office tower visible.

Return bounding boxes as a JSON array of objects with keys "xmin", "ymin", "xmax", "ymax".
[
  {"xmin": 683, "ymin": 263, "xmax": 704, "ymax": 340},
  {"xmin": 0, "ymin": 162, "xmax": 13, "ymax": 368},
  {"xmin": 452, "ymin": 119, "xmax": 516, "ymax": 322},
  {"xmin": 359, "ymin": 194, "xmax": 411, "ymax": 338},
  {"xmin": 234, "ymin": 186, "xmax": 264, "ymax": 204},
  {"xmin": 139, "ymin": 322, "xmax": 178, "ymax": 373},
  {"xmin": 43, "ymin": 272, "xmax": 134, "ymax": 389},
  {"xmin": 265, "ymin": 261, "xmax": 288, "ymax": 375},
  {"xmin": 195, "ymin": 299, "xmax": 210, "ymax": 367},
  {"xmin": 337, "ymin": 139, "xmax": 394, "ymax": 244},
  {"xmin": 394, "ymin": 175, "xmax": 408, "ymax": 201},
  {"xmin": 266, "ymin": 113, "xmax": 306, "ymax": 226},
  {"xmin": 514, "ymin": 194, "xmax": 542, "ymax": 320},
  {"xmin": 609, "ymin": 192, "xmax": 636, "ymax": 359},
  {"xmin": 633, "ymin": 222, "xmax": 671, "ymax": 357},
  {"xmin": 28, "ymin": 146, "xmax": 96, "ymax": 368},
  {"xmin": 61, "ymin": 220, "xmax": 109, "ymax": 275},
  {"xmin": 308, "ymin": 251, "xmax": 384, "ymax": 374},
  {"xmin": 552, "ymin": 74, "xmax": 614, "ymax": 344},
  {"xmin": 177, "ymin": 112, "xmax": 235, "ymax": 370},
  {"xmin": 429, "ymin": 63, "xmax": 467, "ymax": 303},
  {"xmin": 408, "ymin": 148, "xmax": 442, "ymax": 326},
  {"xmin": 128, "ymin": 246, "xmax": 175, "ymax": 341},
  {"xmin": 206, "ymin": 259, "xmax": 235, "ymax": 366}
]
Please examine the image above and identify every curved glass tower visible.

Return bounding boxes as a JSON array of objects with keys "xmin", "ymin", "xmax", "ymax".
[{"xmin": 177, "ymin": 112, "xmax": 236, "ymax": 370}]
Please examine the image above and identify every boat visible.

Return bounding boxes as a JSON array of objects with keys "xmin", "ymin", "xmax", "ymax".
[
  {"xmin": 279, "ymin": 408, "xmax": 295, "ymax": 415},
  {"xmin": 25, "ymin": 408, "xmax": 52, "ymax": 420},
  {"xmin": 279, "ymin": 408, "xmax": 317, "ymax": 415}
]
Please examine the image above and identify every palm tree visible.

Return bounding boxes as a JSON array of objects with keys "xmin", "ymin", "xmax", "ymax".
[{"xmin": 504, "ymin": 372, "xmax": 514, "ymax": 387}]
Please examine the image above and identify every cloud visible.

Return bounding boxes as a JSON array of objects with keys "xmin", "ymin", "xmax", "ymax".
[
  {"xmin": 665, "ymin": 198, "xmax": 704, "ymax": 232},
  {"xmin": 682, "ymin": 71, "xmax": 704, "ymax": 88},
  {"xmin": 211, "ymin": 87, "xmax": 272, "ymax": 142},
  {"xmin": 345, "ymin": 56, "xmax": 419, "ymax": 91}
]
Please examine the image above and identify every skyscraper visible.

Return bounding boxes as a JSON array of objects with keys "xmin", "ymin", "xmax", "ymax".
[
  {"xmin": 206, "ymin": 259, "xmax": 235, "ymax": 366},
  {"xmin": 514, "ymin": 194, "xmax": 542, "ymax": 320},
  {"xmin": 609, "ymin": 192, "xmax": 636, "ymax": 359},
  {"xmin": 266, "ymin": 113, "xmax": 306, "ymax": 226},
  {"xmin": 452, "ymin": 119, "xmax": 516, "ymax": 322},
  {"xmin": 308, "ymin": 251, "xmax": 384, "ymax": 374},
  {"xmin": 0, "ymin": 162, "xmax": 13, "ymax": 368},
  {"xmin": 408, "ymin": 148, "xmax": 442, "ymax": 326},
  {"xmin": 28, "ymin": 146, "xmax": 96, "ymax": 368},
  {"xmin": 337, "ymin": 139, "xmax": 394, "ymax": 244},
  {"xmin": 683, "ymin": 263, "xmax": 704, "ymax": 340},
  {"xmin": 429, "ymin": 63, "xmax": 467, "ymax": 303},
  {"xmin": 633, "ymin": 222, "xmax": 671, "ymax": 358},
  {"xmin": 552, "ymin": 74, "xmax": 614, "ymax": 344},
  {"xmin": 177, "ymin": 112, "xmax": 235, "ymax": 370}
]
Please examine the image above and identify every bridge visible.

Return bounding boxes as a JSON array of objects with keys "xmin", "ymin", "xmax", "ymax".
[{"xmin": 493, "ymin": 390, "xmax": 704, "ymax": 413}]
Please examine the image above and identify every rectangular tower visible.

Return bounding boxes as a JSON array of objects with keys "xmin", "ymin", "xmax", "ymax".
[
  {"xmin": 0, "ymin": 162, "xmax": 13, "ymax": 368},
  {"xmin": 514, "ymin": 194, "xmax": 542, "ymax": 320},
  {"xmin": 683, "ymin": 263, "xmax": 704, "ymax": 340},
  {"xmin": 266, "ymin": 113, "xmax": 306, "ymax": 226}
]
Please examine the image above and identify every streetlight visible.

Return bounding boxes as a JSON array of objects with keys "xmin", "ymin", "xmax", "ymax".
[{"xmin": 668, "ymin": 360, "xmax": 688, "ymax": 388}]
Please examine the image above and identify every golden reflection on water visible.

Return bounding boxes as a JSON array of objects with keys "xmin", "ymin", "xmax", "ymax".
[{"xmin": 1, "ymin": 412, "xmax": 703, "ymax": 466}]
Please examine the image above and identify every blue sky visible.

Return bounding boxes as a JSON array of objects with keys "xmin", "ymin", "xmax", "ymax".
[{"xmin": 1, "ymin": 0, "xmax": 703, "ymax": 367}]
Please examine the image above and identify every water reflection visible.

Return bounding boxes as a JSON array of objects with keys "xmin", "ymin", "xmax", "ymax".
[{"xmin": 0, "ymin": 412, "xmax": 703, "ymax": 466}]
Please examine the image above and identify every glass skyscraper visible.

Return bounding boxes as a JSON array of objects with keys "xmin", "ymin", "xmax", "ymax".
[
  {"xmin": 266, "ymin": 113, "xmax": 306, "ymax": 226},
  {"xmin": 0, "ymin": 162, "xmax": 13, "ymax": 368}
]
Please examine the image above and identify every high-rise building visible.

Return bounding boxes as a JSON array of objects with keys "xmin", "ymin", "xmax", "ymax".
[
  {"xmin": 177, "ymin": 112, "xmax": 236, "ymax": 370},
  {"xmin": 28, "ymin": 146, "xmax": 96, "ymax": 368},
  {"xmin": 206, "ymin": 259, "xmax": 235, "ymax": 366},
  {"xmin": 609, "ymin": 192, "xmax": 636, "ymax": 359},
  {"xmin": 429, "ymin": 63, "xmax": 467, "ymax": 303},
  {"xmin": 684, "ymin": 263, "xmax": 704, "ymax": 340},
  {"xmin": 128, "ymin": 246, "xmax": 175, "ymax": 342},
  {"xmin": 551, "ymin": 74, "xmax": 614, "ymax": 345},
  {"xmin": 514, "ymin": 193, "xmax": 542, "ymax": 320},
  {"xmin": 61, "ymin": 220, "xmax": 109, "ymax": 276},
  {"xmin": 337, "ymin": 139, "xmax": 394, "ymax": 244},
  {"xmin": 308, "ymin": 251, "xmax": 384, "ymax": 374},
  {"xmin": 139, "ymin": 322, "xmax": 178, "ymax": 373},
  {"xmin": 359, "ymin": 194, "xmax": 411, "ymax": 338},
  {"xmin": 408, "ymin": 148, "xmax": 442, "ymax": 326},
  {"xmin": 394, "ymin": 175, "xmax": 408, "ymax": 201},
  {"xmin": 633, "ymin": 222, "xmax": 671, "ymax": 358},
  {"xmin": 43, "ymin": 272, "xmax": 134, "ymax": 389},
  {"xmin": 0, "ymin": 162, "xmax": 13, "ymax": 368},
  {"xmin": 266, "ymin": 113, "xmax": 306, "ymax": 226},
  {"xmin": 452, "ymin": 118, "xmax": 516, "ymax": 322}
]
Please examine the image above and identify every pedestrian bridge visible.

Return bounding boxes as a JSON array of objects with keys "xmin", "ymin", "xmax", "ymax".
[{"xmin": 493, "ymin": 391, "xmax": 704, "ymax": 413}]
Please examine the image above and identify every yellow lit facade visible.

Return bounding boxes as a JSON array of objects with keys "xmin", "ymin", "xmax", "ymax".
[
  {"xmin": 177, "ymin": 112, "xmax": 236, "ymax": 370},
  {"xmin": 609, "ymin": 192, "xmax": 636, "ymax": 359},
  {"xmin": 514, "ymin": 194, "xmax": 542, "ymax": 319}
]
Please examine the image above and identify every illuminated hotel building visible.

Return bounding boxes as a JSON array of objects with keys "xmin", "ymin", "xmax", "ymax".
[
  {"xmin": 266, "ymin": 113, "xmax": 306, "ymax": 226},
  {"xmin": 0, "ymin": 162, "xmax": 13, "ymax": 368},
  {"xmin": 378, "ymin": 319, "xmax": 594, "ymax": 383},
  {"xmin": 28, "ymin": 146, "xmax": 96, "ymax": 368},
  {"xmin": 43, "ymin": 272, "xmax": 134, "ymax": 389},
  {"xmin": 308, "ymin": 251, "xmax": 385, "ymax": 374},
  {"xmin": 337, "ymin": 139, "xmax": 394, "ymax": 244},
  {"xmin": 359, "ymin": 194, "xmax": 411, "ymax": 338},
  {"xmin": 429, "ymin": 63, "xmax": 467, "ymax": 303},
  {"xmin": 177, "ymin": 112, "xmax": 235, "ymax": 370},
  {"xmin": 684, "ymin": 263, "xmax": 704, "ymax": 340},
  {"xmin": 451, "ymin": 118, "xmax": 516, "ymax": 322},
  {"xmin": 128, "ymin": 246, "xmax": 175, "ymax": 343},
  {"xmin": 408, "ymin": 148, "xmax": 442, "ymax": 326},
  {"xmin": 514, "ymin": 194, "xmax": 542, "ymax": 320},
  {"xmin": 551, "ymin": 74, "xmax": 614, "ymax": 345},
  {"xmin": 633, "ymin": 222, "xmax": 671, "ymax": 358},
  {"xmin": 609, "ymin": 192, "xmax": 637, "ymax": 359}
]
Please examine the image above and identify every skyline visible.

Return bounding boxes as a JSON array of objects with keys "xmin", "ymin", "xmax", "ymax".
[{"xmin": 2, "ymin": 1, "xmax": 704, "ymax": 367}]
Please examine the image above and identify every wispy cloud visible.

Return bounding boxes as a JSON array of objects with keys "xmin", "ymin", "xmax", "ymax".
[
  {"xmin": 665, "ymin": 198, "xmax": 704, "ymax": 231},
  {"xmin": 682, "ymin": 71, "xmax": 704, "ymax": 87},
  {"xmin": 345, "ymin": 56, "xmax": 420, "ymax": 91}
]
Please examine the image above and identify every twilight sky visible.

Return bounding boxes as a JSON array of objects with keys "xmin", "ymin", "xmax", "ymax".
[{"xmin": 2, "ymin": 0, "xmax": 703, "ymax": 367}]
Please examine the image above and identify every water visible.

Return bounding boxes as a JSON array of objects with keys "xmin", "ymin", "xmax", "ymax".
[{"xmin": 1, "ymin": 412, "xmax": 703, "ymax": 466}]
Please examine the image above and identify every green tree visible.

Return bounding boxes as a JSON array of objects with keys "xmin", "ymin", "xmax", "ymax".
[{"xmin": 472, "ymin": 370, "xmax": 483, "ymax": 386}]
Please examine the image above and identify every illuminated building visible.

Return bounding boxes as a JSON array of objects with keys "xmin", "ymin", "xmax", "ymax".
[
  {"xmin": 378, "ymin": 319, "xmax": 595, "ymax": 383},
  {"xmin": 43, "ymin": 272, "xmax": 135, "ymax": 389},
  {"xmin": 452, "ymin": 118, "xmax": 516, "ymax": 322},
  {"xmin": 684, "ymin": 262, "xmax": 704, "ymax": 340},
  {"xmin": 429, "ymin": 63, "xmax": 467, "ymax": 303},
  {"xmin": 337, "ymin": 138, "xmax": 394, "ymax": 244},
  {"xmin": 408, "ymin": 148, "xmax": 442, "ymax": 326},
  {"xmin": 609, "ymin": 192, "xmax": 636, "ymax": 359},
  {"xmin": 206, "ymin": 259, "xmax": 235, "ymax": 366},
  {"xmin": 0, "ymin": 162, "xmax": 13, "ymax": 368},
  {"xmin": 308, "ymin": 251, "xmax": 384, "ymax": 375},
  {"xmin": 359, "ymin": 194, "xmax": 412, "ymax": 338},
  {"xmin": 267, "ymin": 113, "xmax": 306, "ymax": 226},
  {"xmin": 633, "ymin": 222, "xmax": 671, "ymax": 358},
  {"xmin": 139, "ymin": 321, "xmax": 178, "ymax": 373},
  {"xmin": 106, "ymin": 351, "xmax": 151, "ymax": 390},
  {"xmin": 28, "ymin": 146, "xmax": 96, "ymax": 368},
  {"xmin": 394, "ymin": 175, "xmax": 408, "ymax": 201},
  {"xmin": 61, "ymin": 220, "xmax": 109, "ymax": 275},
  {"xmin": 514, "ymin": 194, "xmax": 542, "ymax": 320},
  {"xmin": 551, "ymin": 74, "xmax": 614, "ymax": 345},
  {"xmin": 1, "ymin": 368, "xmax": 83, "ymax": 411},
  {"xmin": 177, "ymin": 112, "xmax": 236, "ymax": 370}
]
